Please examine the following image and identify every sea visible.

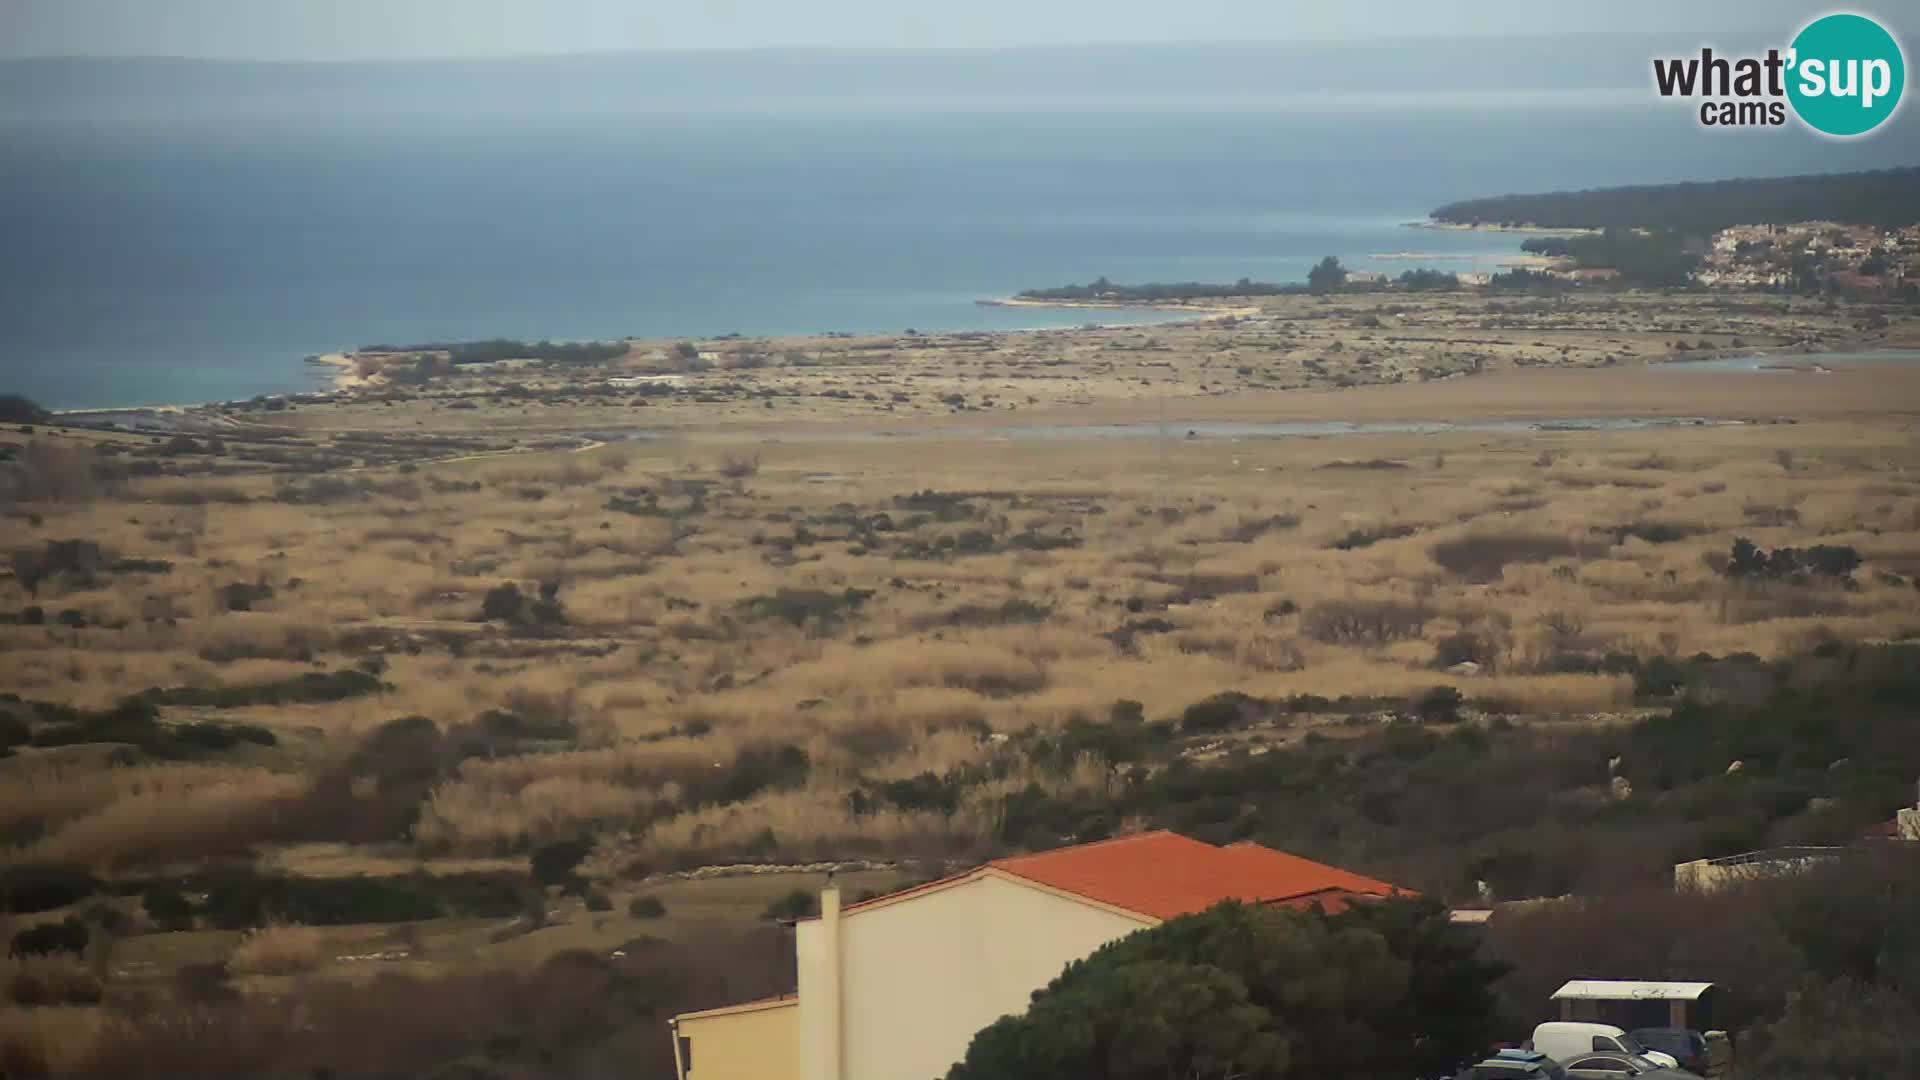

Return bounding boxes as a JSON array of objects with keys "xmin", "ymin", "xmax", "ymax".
[{"xmin": 4, "ymin": 51, "xmax": 1916, "ymax": 410}]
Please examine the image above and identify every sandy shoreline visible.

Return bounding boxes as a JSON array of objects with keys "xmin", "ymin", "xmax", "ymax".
[{"xmin": 308, "ymin": 352, "xmax": 377, "ymax": 392}]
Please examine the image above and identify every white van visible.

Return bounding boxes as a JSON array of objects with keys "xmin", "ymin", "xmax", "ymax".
[{"xmin": 1531, "ymin": 1023, "xmax": 1680, "ymax": 1070}]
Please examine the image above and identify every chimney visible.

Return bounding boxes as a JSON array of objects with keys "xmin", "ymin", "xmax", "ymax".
[{"xmin": 820, "ymin": 885, "xmax": 843, "ymax": 1080}]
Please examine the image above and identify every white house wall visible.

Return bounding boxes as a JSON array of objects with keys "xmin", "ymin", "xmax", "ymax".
[{"xmin": 797, "ymin": 874, "xmax": 1151, "ymax": 1080}]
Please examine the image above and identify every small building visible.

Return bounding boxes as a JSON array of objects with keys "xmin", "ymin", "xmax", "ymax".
[
  {"xmin": 669, "ymin": 831, "xmax": 1413, "ymax": 1080},
  {"xmin": 1551, "ymin": 979, "xmax": 1716, "ymax": 1032},
  {"xmin": 672, "ymin": 995, "xmax": 798, "ymax": 1080},
  {"xmin": 1565, "ymin": 268, "xmax": 1621, "ymax": 283},
  {"xmin": 1673, "ymin": 846, "xmax": 1843, "ymax": 892}
]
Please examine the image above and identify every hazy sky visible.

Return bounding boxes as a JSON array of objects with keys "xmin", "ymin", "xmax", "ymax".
[{"xmin": 0, "ymin": 0, "xmax": 1856, "ymax": 60}]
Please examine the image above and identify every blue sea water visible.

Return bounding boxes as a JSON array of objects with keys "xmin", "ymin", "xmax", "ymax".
[{"xmin": 3, "ymin": 86, "xmax": 1915, "ymax": 410}]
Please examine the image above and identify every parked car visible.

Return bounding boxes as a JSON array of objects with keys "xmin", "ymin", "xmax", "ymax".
[
  {"xmin": 1560, "ymin": 1051, "xmax": 1703, "ymax": 1079},
  {"xmin": 1628, "ymin": 1027, "xmax": 1707, "ymax": 1073},
  {"xmin": 1531, "ymin": 1023, "xmax": 1680, "ymax": 1070},
  {"xmin": 1465, "ymin": 1048, "xmax": 1570, "ymax": 1080}
]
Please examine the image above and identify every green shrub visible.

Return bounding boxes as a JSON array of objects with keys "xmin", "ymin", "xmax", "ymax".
[
  {"xmin": 140, "ymin": 669, "xmax": 385, "ymax": 709},
  {"xmin": 628, "ymin": 896, "xmax": 667, "ymax": 919},
  {"xmin": 194, "ymin": 871, "xmax": 513, "ymax": 929},
  {"xmin": 215, "ymin": 581, "xmax": 275, "ymax": 612},
  {"xmin": 141, "ymin": 885, "xmax": 195, "ymax": 931},
  {"xmin": 1181, "ymin": 692, "xmax": 1261, "ymax": 733},
  {"xmin": 761, "ymin": 889, "xmax": 819, "ymax": 921},
  {"xmin": 0, "ymin": 393, "xmax": 49, "ymax": 425},
  {"xmin": 739, "ymin": 587, "xmax": 874, "ymax": 630},
  {"xmin": 10, "ymin": 917, "xmax": 89, "ymax": 958},
  {"xmin": 584, "ymin": 889, "xmax": 613, "ymax": 912},
  {"xmin": 480, "ymin": 583, "xmax": 526, "ymax": 622},
  {"xmin": 1413, "ymin": 686, "xmax": 1465, "ymax": 724},
  {"xmin": 0, "ymin": 864, "xmax": 99, "ymax": 914},
  {"xmin": 531, "ymin": 840, "xmax": 593, "ymax": 892}
]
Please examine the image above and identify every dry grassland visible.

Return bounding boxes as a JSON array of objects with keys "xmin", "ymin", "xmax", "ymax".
[
  {"xmin": 6, "ymin": 351, "xmax": 1919, "ymax": 876},
  {"xmin": 2, "ymin": 292, "xmax": 1918, "ymax": 1063}
]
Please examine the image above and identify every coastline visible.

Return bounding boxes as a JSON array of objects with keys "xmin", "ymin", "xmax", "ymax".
[
  {"xmin": 1405, "ymin": 219, "xmax": 1601, "ymax": 235},
  {"xmin": 308, "ymin": 351, "xmax": 378, "ymax": 393},
  {"xmin": 976, "ymin": 296, "xmax": 1259, "ymax": 320}
]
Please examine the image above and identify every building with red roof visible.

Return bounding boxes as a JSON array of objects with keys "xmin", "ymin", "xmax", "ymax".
[{"xmin": 670, "ymin": 831, "xmax": 1412, "ymax": 1080}]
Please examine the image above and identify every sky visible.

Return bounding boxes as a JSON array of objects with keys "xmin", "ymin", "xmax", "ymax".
[{"xmin": 0, "ymin": 0, "xmax": 1860, "ymax": 60}]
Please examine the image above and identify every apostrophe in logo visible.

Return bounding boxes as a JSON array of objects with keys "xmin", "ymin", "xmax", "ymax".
[
  {"xmin": 1651, "ymin": 12, "xmax": 1906, "ymax": 137},
  {"xmin": 1786, "ymin": 13, "xmax": 1905, "ymax": 136}
]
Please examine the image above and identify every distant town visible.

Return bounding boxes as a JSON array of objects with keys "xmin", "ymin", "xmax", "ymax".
[{"xmin": 1694, "ymin": 220, "xmax": 1920, "ymax": 294}]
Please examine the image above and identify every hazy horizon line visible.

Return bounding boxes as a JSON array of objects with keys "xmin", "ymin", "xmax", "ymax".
[{"xmin": 0, "ymin": 30, "xmax": 1748, "ymax": 67}]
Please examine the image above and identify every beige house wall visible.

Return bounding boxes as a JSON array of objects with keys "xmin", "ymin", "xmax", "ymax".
[
  {"xmin": 677, "ymin": 999, "xmax": 799, "ymax": 1080},
  {"xmin": 797, "ymin": 872, "xmax": 1151, "ymax": 1080}
]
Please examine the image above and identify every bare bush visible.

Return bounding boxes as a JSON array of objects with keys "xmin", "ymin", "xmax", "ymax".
[
  {"xmin": 1303, "ymin": 599, "xmax": 1430, "ymax": 645},
  {"xmin": 1431, "ymin": 534, "xmax": 1582, "ymax": 583},
  {"xmin": 228, "ymin": 922, "xmax": 326, "ymax": 976}
]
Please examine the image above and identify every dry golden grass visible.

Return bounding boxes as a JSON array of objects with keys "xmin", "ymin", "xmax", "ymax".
[
  {"xmin": 8, "ymin": 773, "xmax": 306, "ymax": 872},
  {"xmin": 228, "ymin": 922, "xmax": 327, "ymax": 976},
  {"xmin": 0, "ymin": 1006, "xmax": 107, "ymax": 1077},
  {"xmin": 4, "ymin": 315, "xmax": 1918, "ymax": 875},
  {"xmin": 414, "ymin": 775, "xmax": 667, "ymax": 854},
  {"xmin": 0, "ymin": 760, "xmax": 271, "ymax": 836}
]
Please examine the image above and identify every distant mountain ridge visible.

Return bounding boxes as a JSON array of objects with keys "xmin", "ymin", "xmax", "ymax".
[
  {"xmin": 1, "ymin": 35, "xmax": 1759, "ymax": 127},
  {"xmin": 1431, "ymin": 167, "xmax": 1920, "ymax": 232}
]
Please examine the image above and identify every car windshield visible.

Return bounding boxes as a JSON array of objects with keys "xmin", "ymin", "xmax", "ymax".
[{"xmin": 1616, "ymin": 1034, "xmax": 1650, "ymax": 1055}]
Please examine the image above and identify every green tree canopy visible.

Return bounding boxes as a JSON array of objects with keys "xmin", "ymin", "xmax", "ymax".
[
  {"xmin": 1738, "ymin": 978, "xmax": 1920, "ymax": 1080},
  {"xmin": 0, "ymin": 393, "xmax": 48, "ymax": 425},
  {"xmin": 947, "ymin": 898, "xmax": 1505, "ymax": 1080},
  {"xmin": 1307, "ymin": 256, "xmax": 1348, "ymax": 293}
]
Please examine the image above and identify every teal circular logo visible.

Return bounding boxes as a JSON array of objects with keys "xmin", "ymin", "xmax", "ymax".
[{"xmin": 1787, "ymin": 13, "xmax": 1905, "ymax": 136}]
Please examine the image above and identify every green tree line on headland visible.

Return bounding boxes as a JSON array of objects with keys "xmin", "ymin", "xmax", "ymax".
[
  {"xmin": 1016, "ymin": 276, "xmax": 1310, "ymax": 301},
  {"xmin": 1016, "ymin": 264, "xmax": 1462, "ymax": 302},
  {"xmin": 1432, "ymin": 167, "xmax": 1920, "ymax": 232},
  {"xmin": 1520, "ymin": 228, "xmax": 1700, "ymax": 287}
]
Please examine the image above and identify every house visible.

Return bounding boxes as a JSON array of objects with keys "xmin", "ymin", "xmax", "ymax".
[
  {"xmin": 1564, "ymin": 268, "xmax": 1620, "ymax": 283},
  {"xmin": 669, "ymin": 831, "xmax": 1412, "ymax": 1080},
  {"xmin": 1673, "ymin": 846, "xmax": 1844, "ymax": 892}
]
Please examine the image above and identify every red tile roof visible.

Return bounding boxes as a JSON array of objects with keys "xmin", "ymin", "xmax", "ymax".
[{"xmin": 984, "ymin": 830, "xmax": 1410, "ymax": 920}]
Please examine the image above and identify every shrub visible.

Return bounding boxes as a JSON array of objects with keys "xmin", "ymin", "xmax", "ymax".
[
  {"xmin": 142, "ymin": 885, "xmax": 195, "ymax": 931},
  {"xmin": 229, "ymin": 922, "xmax": 327, "ymax": 976},
  {"xmin": 628, "ymin": 896, "xmax": 667, "ymax": 919},
  {"xmin": 1303, "ymin": 599, "xmax": 1429, "ymax": 645},
  {"xmin": 761, "ymin": 889, "xmax": 819, "ymax": 921},
  {"xmin": 1181, "ymin": 692, "xmax": 1262, "ymax": 733},
  {"xmin": 584, "ymin": 889, "xmax": 613, "ymax": 912},
  {"xmin": 1433, "ymin": 629, "xmax": 1502, "ymax": 670},
  {"xmin": 1330, "ymin": 524, "xmax": 1418, "ymax": 551},
  {"xmin": 4, "ymin": 956, "xmax": 104, "ymax": 1006},
  {"xmin": 0, "ymin": 865, "xmax": 98, "ymax": 914},
  {"xmin": 739, "ymin": 587, "xmax": 873, "ymax": 630},
  {"xmin": 1412, "ymin": 686, "xmax": 1465, "ymax": 724},
  {"xmin": 9, "ymin": 918, "xmax": 88, "ymax": 958},
  {"xmin": 0, "ymin": 394, "xmax": 48, "ymax": 425},
  {"xmin": 480, "ymin": 583, "xmax": 526, "ymax": 622},
  {"xmin": 708, "ymin": 744, "xmax": 811, "ymax": 804},
  {"xmin": 200, "ymin": 873, "xmax": 448, "ymax": 929},
  {"xmin": 531, "ymin": 839, "xmax": 593, "ymax": 892},
  {"xmin": 1725, "ymin": 537, "xmax": 1862, "ymax": 583},
  {"xmin": 140, "ymin": 669, "xmax": 383, "ymax": 710},
  {"xmin": 1430, "ymin": 534, "xmax": 1579, "ymax": 582},
  {"xmin": 216, "ymin": 581, "xmax": 275, "ymax": 612}
]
